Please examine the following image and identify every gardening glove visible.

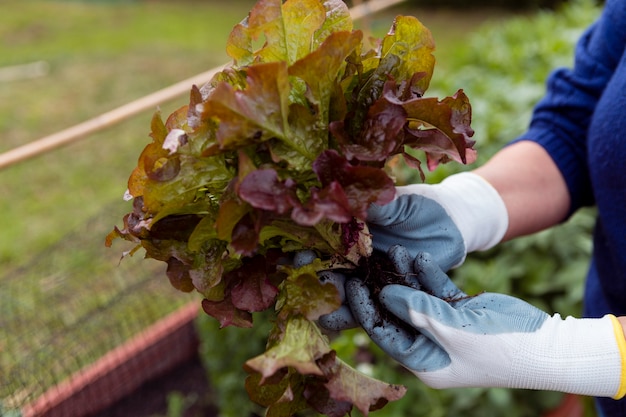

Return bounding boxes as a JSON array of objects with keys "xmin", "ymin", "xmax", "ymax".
[
  {"xmin": 293, "ymin": 250, "xmax": 358, "ymax": 330},
  {"xmin": 317, "ymin": 245, "xmax": 420, "ymax": 331},
  {"xmin": 348, "ymin": 251, "xmax": 626, "ymax": 399},
  {"xmin": 367, "ymin": 172, "xmax": 508, "ymax": 272}
]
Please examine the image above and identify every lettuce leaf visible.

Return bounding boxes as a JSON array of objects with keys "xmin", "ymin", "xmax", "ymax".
[{"xmin": 107, "ymin": 0, "xmax": 476, "ymax": 415}]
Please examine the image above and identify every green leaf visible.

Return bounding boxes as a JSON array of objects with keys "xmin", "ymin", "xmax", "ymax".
[
  {"xmin": 381, "ymin": 15, "xmax": 436, "ymax": 95},
  {"xmin": 314, "ymin": 0, "xmax": 353, "ymax": 48},
  {"xmin": 289, "ymin": 30, "xmax": 362, "ymax": 129},
  {"xmin": 245, "ymin": 317, "xmax": 331, "ymax": 379},
  {"xmin": 227, "ymin": 0, "xmax": 327, "ymax": 66},
  {"xmin": 277, "ymin": 262, "xmax": 341, "ymax": 322},
  {"xmin": 245, "ymin": 369, "xmax": 310, "ymax": 417}
]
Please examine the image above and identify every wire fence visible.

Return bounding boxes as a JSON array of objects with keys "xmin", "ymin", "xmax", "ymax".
[{"xmin": 1, "ymin": 201, "xmax": 198, "ymax": 416}]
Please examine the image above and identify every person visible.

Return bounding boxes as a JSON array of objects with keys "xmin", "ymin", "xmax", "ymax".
[{"xmin": 320, "ymin": 0, "xmax": 626, "ymax": 415}]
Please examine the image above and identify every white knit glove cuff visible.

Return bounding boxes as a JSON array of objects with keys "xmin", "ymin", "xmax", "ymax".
[
  {"xmin": 398, "ymin": 172, "xmax": 508, "ymax": 254},
  {"xmin": 511, "ymin": 314, "xmax": 626, "ymax": 398}
]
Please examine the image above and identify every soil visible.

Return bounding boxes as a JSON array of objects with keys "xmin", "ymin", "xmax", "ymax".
[
  {"xmin": 356, "ymin": 250, "xmax": 421, "ymax": 332},
  {"xmin": 358, "ymin": 250, "xmax": 420, "ymax": 293},
  {"xmin": 93, "ymin": 355, "xmax": 217, "ymax": 417}
]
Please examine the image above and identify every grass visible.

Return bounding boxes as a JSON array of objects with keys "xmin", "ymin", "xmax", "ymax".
[
  {"xmin": 0, "ymin": 0, "xmax": 259, "ymax": 262},
  {"xmin": 0, "ymin": 0, "xmax": 515, "ymax": 410}
]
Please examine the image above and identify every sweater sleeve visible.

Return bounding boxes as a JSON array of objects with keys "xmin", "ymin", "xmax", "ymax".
[{"xmin": 511, "ymin": 0, "xmax": 626, "ymax": 215}]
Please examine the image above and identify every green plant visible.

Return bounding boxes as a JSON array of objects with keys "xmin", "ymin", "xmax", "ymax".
[{"xmin": 108, "ymin": 0, "xmax": 476, "ymax": 415}]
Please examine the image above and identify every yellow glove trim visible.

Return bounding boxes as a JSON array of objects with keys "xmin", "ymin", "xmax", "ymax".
[{"xmin": 609, "ymin": 314, "xmax": 626, "ymax": 400}]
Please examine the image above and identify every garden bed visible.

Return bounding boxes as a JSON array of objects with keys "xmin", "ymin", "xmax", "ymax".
[{"xmin": 21, "ymin": 303, "xmax": 207, "ymax": 417}]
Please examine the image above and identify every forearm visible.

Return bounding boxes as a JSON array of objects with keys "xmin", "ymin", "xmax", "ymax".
[{"xmin": 473, "ymin": 141, "xmax": 570, "ymax": 241}]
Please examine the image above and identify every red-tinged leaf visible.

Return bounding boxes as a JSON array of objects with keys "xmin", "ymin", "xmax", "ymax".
[
  {"xmin": 130, "ymin": 123, "xmax": 232, "ymax": 216},
  {"xmin": 231, "ymin": 212, "xmax": 264, "ymax": 256},
  {"xmin": 164, "ymin": 105, "xmax": 189, "ymax": 132},
  {"xmin": 258, "ymin": 219, "xmax": 337, "ymax": 255},
  {"xmin": 105, "ymin": 211, "xmax": 143, "ymax": 247},
  {"xmin": 231, "ymin": 265, "xmax": 280, "ymax": 313},
  {"xmin": 140, "ymin": 113, "xmax": 182, "ymax": 182},
  {"xmin": 200, "ymin": 62, "xmax": 291, "ymax": 153},
  {"xmin": 313, "ymin": 0, "xmax": 352, "ymax": 48},
  {"xmin": 187, "ymin": 84, "xmax": 205, "ymax": 130},
  {"xmin": 313, "ymin": 150, "xmax": 395, "ymax": 219},
  {"xmin": 340, "ymin": 217, "xmax": 366, "ymax": 254},
  {"xmin": 150, "ymin": 107, "xmax": 168, "ymax": 145},
  {"xmin": 140, "ymin": 237, "xmax": 191, "ymax": 265},
  {"xmin": 188, "ymin": 243, "xmax": 229, "ymax": 296},
  {"xmin": 333, "ymin": 96, "xmax": 407, "ymax": 162},
  {"xmin": 225, "ymin": 0, "xmax": 282, "ymax": 65},
  {"xmin": 274, "ymin": 102, "xmax": 326, "ymax": 169},
  {"xmin": 126, "ymin": 164, "xmax": 147, "ymax": 202},
  {"xmin": 127, "ymin": 111, "xmax": 169, "ymax": 199},
  {"xmin": 202, "ymin": 297, "xmax": 253, "ymax": 328},
  {"xmin": 149, "ymin": 214, "xmax": 203, "ymax": 241},
  {"xmin": 402, "ymin": 151, "xmax": 426, "ymax": 181},
  {"xmin": 111, "ymin": 198, "xmax": 150, "ymax": 243},
  {"xmin": 304, "ymin": 376, "xmax": 353, "ymax": 417},
  {"xmin": 315, "ymin": 351, "xmax": 407, "ymax": 416},
  {"xmin": 305, "ymin": 388, "xmax": 352, "ymax": 417},
  {"xmin": 238, "ymin": 169, "xmax": 300, "ymax": 214},
  {"xmin": 387, "ymin": 85, "xmax": 475, "ymax": 169},
  {"xmin": 244, "ymin": 317, "xmax": 331, "ymax": 379},
  {"xmin": 292, "ymin": 182, "xmax": 352, "ymax": 226},
  {"xmin": 166, "ymin": 257, "xmax": 195, "ymax": 293},
  {"xmin": 236, "ymin": 149, "xmax": 257, "ymax": 181},
  {"xmin": 187, "ymin": 216, "xmax": 218, "ymax": 252},
  {"xmin": 344, "ymin": 54, "xmax": 400, "ymax": 141}
]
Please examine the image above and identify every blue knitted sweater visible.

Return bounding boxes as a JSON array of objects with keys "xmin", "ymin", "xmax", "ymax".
[{"xmin": 515, "ymin": 0, "xmax": 626, "ymax": 413}]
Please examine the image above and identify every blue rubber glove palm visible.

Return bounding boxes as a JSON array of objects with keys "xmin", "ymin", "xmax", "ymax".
[
  {"xmin": 348, "ymin": 251, "xmax": 626, "ymax": 398},
  {"xmin": 319, "ymin": 172, "xmax": 508, "ymax": 330},
  {"xmin": 293, "ymin": 250, "xmax": 357, "ymax": 330},
  {"xmin": 317, "ymin": 245, "xmax": 420, "ymax": 331},
  {"xmin": 367, "ymin": 172, "xmax": 508, "ymax": 272}
]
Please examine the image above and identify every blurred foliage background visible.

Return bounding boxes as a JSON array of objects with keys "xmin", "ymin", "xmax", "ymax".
[{"xmin": 0, "ymin": 0, "xmax": 601, "ymax": 416}]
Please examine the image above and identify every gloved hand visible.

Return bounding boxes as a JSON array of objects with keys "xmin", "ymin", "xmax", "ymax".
[
  {"xmin": 367, "ymin": 172, "xmax": 508, "ymax": 271},
  {"xmin": 316, "ymin": 245, "xmax": 421, "ymax": 331},
  {"xmin": 293, "ymin": 250, "xmax": 358, "ymax": 330},
  {"xmin": 348, "ymin": 251, "xmax": 626, "ymax": 399}
]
